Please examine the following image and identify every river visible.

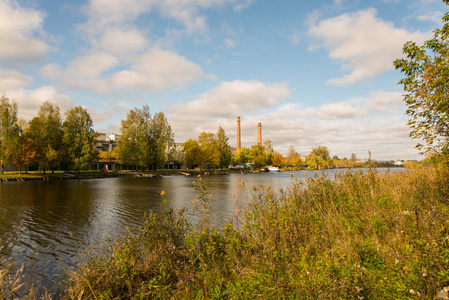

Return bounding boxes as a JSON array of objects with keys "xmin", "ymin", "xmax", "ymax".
[{"xmin": 0, "ymin": 168, "xmax": 401, "ymax": 295}]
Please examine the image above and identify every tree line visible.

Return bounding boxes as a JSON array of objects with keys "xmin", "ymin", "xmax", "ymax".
[{"xmin": 0, "ymin": 96, "xmax": 98, "ymax": 174}]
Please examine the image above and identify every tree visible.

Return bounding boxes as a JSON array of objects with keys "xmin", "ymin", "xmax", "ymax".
[
  {"xmin": 290, "ymin": 156, "xmax": 303, "ymax": 168},
  {"xmin": 183, "ymin": 139, "xmax": 201, "ymax": 169},
  {"xmin": 28, "ymin": 101, "xmax": 63, "ymax": 173},
  {"xmin": 272, "ymin": 152, "xmax": 286, "ymax": 168},
  {"xmin": 117, "ymin": 107, "xmax": 173, "ymax": 170},
  {"xmin": 286, "ymin": 145, "xmax": 300, "ymax": 165},
  {"xmin": 234, "ymin": 147, "xmax": 252, "ymax": 164},
  {"xmin": 394, "ymin": 2, "xmax": 449, "ymax": 162},
  {"xmin": 263, "ymin": 140, "xmax": 274, "ymax": 166},
  {"xmin": 215, "ymin": 126, "xmax": 232, "ymax": 169},
  {"xmin": 311, "ymin": 145, "xmax": 330, "ymax": 160},
  {"xmin": 152, "ymin": 112, "xmax": 174, "ymax": 169},
  {"xmin": 198, "ymin": 132, "xmax": 217, "ymax": 169},
  {"xmin": 13, "ymin": 133, "xmax": 36, "ymax": 174},
  {"xmin": 250, "ymin": 144, "xmax": 264, "ymax": 167},
  {"xmin": 0, "ymin": 96, "xmax": 19, "ymax": 173},
  {"xmin": 63, "ymin": 106, "xmax": 98, "ymax": 172}
]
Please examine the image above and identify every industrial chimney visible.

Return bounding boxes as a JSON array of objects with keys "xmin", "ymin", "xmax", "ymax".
[
  {"xmin": 237, "ymin": 117, "xmax": 241, "ymax": 151},
  {"xmin": 258, "ymin": 123, "xmax": 262, "ymax": 146}
]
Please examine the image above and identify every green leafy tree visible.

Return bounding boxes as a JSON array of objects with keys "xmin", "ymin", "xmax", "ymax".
[
  {"xmin": 117, "ymin": 107, "xmax": 173, "ymax": 170},
  {"xmin": 215, "ymin": 126, "xmax": 232, "ymax": 169},
  {"xmin": 394, "ymin": 2, "xmax": 449, "ymax": 162},
  {"xmin": 28, "ymin": 101, "xmax": 63, "ymax": 173},
  {"xmin": 0, "ymin": 96, "xmax": 19, "ymax": 173},
  {"xmin": 234, "ymin": 147, "xmax": 252, "ymax": 164},
  {"xmin": 63, "ymin": 106, "xmax": 98, "ymax": 172},
  {"xmin": 152, "ymin": 112, "xmax": 174, "ymax": 169},
  {"xmin": 250, "ymin": 144, "xmax": 265, "ymax": 167}
]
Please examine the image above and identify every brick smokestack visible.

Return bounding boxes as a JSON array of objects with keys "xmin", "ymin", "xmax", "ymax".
[
  {"xmin": 258, "ymin": 122, "xmax": 262, "ymax": 146},
  {"xmin": 237, "ymin": 117, "xmax": 241, "ymax": 151}
]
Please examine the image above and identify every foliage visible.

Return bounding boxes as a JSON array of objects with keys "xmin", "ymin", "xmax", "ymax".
[
  {"xmin": 0, "ymin": 96, "xmax": 19, "ymax": 174},
  {"xmin": 183, "ymin": 139, "xmax": 202, "ymax": 169},
  {"xmin": 12, "ymin": 134, "xmax": 36, "ymax": 174},
  {"xmin": 116, "ymin": 106, "xmax": 173, "ymax": 170},
  {"xmin": 198, "ymin": 132, "xmax": 217, "ymax": 168},
  {"xmin": 214, "ymin": 126, "xmax": 232, "ymax": 169},
  {"xmin": 272, "ymin": 151, "xmax": 286, "ymax": 167},
  {"xmin": 183, "ymin": 127, "xmax": 232, "ymax": 170},
  {"xmin": 234, "ymin": 147, "xmax": 252, "ymax": 164},
  {"xmin": 27, "ymin": 101, "xmax": 63, "ymax": 173},
  {"xmin": 311, "ymin": 145, "xmax": 330, "ymax": 160},
  {"xmin": 394, "ymin": 2, "xmax": 449, "ymax": 163},
  {"xmin": 63, "ymin": 106, "xmax": 98, "ymax": 172},
  {"xmin": 289, "ymin": 156, "xmax": 303, "ymax": 168},
  {"xmin": 63, "ymin": 166, "xmax": 449, "ymax": 299},
  {"xmin": 286, "ymin": 145, "xmax": 300, "ymax": 165}
]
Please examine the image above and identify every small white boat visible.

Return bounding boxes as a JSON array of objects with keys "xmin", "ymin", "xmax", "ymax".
[{"xmin": 267, "ymin": 166, "xmax": 280, "ymax": 172}]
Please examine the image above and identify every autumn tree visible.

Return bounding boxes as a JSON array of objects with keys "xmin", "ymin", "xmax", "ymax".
[
  {"xmin": 272, "ymin": 152, "xmax": 286, "ymax": 168},
  {"xmin": 13, "ymin": 133, "xmax": 36, "ymax": 174},
  {"xmin": 306, "ymin": 145, "xmax": 331, "ymax": 169},
  {"xmin": 198, "ymin": 132, "xmax": 217, "ymax": 169},
  {"xmin": 0, "ymin": 96, "xmax": 19, "ymax": 173},
  {"xmin": 290, "ymin": 156, "xmax": 303, "ymax": 168},
  {"xmin": 28, "ymin": 101, "xmax": 64, "ymax": 173},
  {"xmin": 63, "ymin": 106, "xmax": 98, "ymax": 172},
  {"xmin": 311, "ymin": 145, "xmax": 330, "ymax": 160},
  {"xmin": 286, "ymin": 145, "xmax": 300, "ymax": 165},
  {"xmin": 394, "ymin": 1, "xmax": 449, "ymax": 162},
  {"xmin": 183, "ymin": 139, "xmax": 201, "ymax": 169}
]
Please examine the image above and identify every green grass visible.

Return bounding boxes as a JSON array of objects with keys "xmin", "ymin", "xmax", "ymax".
[{"xmin": 3, "ymin": 166, "xmax": 449, "ymax": 299}]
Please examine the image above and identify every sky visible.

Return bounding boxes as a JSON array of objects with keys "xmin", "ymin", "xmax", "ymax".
[{"xmin": 0, "ymin": 0, "xmax": 447, "ymax": 161}]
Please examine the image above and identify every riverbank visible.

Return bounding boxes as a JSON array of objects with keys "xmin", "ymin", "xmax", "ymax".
[
  {"xmin": 0, "ymin": 169, "xmax": 245, "ymax": 182},
  {"xmin": 2, "ymin": 166, "xmax": 448, "ymax": 299}
]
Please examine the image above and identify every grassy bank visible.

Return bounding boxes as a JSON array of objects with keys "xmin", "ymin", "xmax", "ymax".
[
  {"xmin": 0, "ymin": 169, "xmax": 239, "ymax": 181},
  {"xmin": 3, "ymin": 166, "xmax": 449, "ymax": 299}
]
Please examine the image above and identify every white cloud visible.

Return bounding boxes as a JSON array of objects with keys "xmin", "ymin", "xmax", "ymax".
[
  {"xmin": 82, "ymin": 0, "xmax": 252, "ymax": 35},
  {"xmin": 92, "ymin": 27, "xmax": 149, "ymax": 59},
  {"xmin": 0, "ymin": 0, "xmax": 51, "ymax": 65},
  {"xmin": 364, "ymin": 90, "xmax": 404, "ymax": 112},
  {"xmin": 0, "ymin": 69, "xmax": 33, "ymax": 91},
  {"xmin": 4, "ymin": 86, "xmax": 74, "ymax": 121},
  {"xmin": 169, "ymin": 80, "xmax": 290, "ymax": 117},
  {"xmin": 308, "ymin": 8, "xmax": 430, "ymax": 86},
  {"xmin": 42, "ymin": 47, "xmax": 205, "ymax": 94},
  {"xmin": 167, "ymin": 80, "xmax": 290, "ymax": 142},
  {"xmin": 417, "ymin": 10, "xmax": 443, "ymax": 24}
]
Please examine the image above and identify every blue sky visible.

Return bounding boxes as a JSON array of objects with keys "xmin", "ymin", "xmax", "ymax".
[{"xmin": 1, "ymin": 0, "xmax": 447, "ymax": 160}]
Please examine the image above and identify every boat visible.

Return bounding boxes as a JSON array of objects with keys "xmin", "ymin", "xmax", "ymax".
[{"xmin": 267, "ymin": 166, "xmax": 280, "ymax": 172}]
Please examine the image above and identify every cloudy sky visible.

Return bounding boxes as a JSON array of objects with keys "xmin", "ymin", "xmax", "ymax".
[{"xmin": 1, "ymin": 0, "xmax": 446, "ymax": 160}]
